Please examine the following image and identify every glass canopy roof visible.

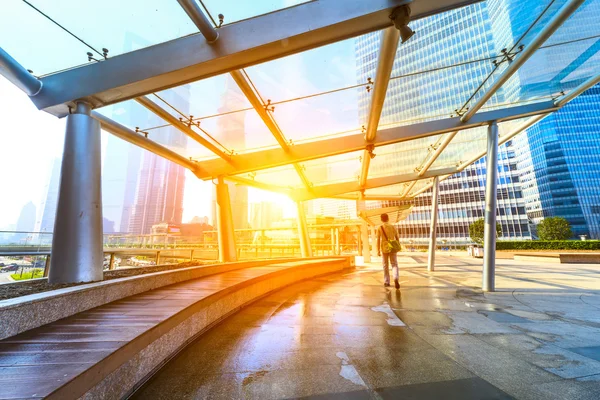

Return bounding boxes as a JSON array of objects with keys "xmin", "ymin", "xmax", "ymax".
[{"xmin": 4, "ymin": 0, "xmax": 599, "ymax": 204}]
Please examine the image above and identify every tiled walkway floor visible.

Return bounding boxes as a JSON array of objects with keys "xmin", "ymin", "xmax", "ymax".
[{"xmin": 135, "ymin": 254, "xmax": 600, "ymax": 400}]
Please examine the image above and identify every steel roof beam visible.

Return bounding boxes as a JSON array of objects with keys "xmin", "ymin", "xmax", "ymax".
[
  {"xmin": 31, "ymin": 0, "xmax": 483, "ymax": 116},
  {"xmin": 359, "ymin": 27, "xmax": 401, "ymax": 188},
  {"xmin": 193, "ymin": 100, "xmax": 556, "ymax": 179},
  {"xmin": 555, "ymin": 72, "xmax": 600, "ymax": 107},
  {"xmin": 0, "ymin": 47, "xmax": 42, "ymax": 96},
  {"xmin": 291, "ymin": 166, "xmax": 458, "ymax": 202},
  {"xmin": 461, "ymin": 0, "xmax": 585, "ymax": 122},
  {"xmin": 92, "ymin": 112, "xmax": 205, "ymax": 177}
]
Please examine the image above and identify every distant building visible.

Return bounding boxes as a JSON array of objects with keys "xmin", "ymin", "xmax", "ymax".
[
  {"xmin": 488, "ymin": 0, "xmax": 600, "ymax": 239},
  {"xmin": 16, "ymin": 201, "xmax": 36, "ymax": 232},
  {"xmin": 250, "ymin": 201, "xmax": 284, "ymax": 229},
  {"xmin": 36, "ymin": 157, "xmax": 61, "ymax": 233},
  {"xmin": 128, "ymin": 84, "xmax": 190, "ymax": 234},
  {"xmin": 212, "ymin": 76, "xmax": 249, "ymax": 230}
]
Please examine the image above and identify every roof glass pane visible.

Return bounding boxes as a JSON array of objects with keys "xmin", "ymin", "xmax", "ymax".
[
  {"xmin": 202, "ymin": 0, "xmax": 310, "ymax": 26},
  {"xmin": 427, "ymin": 127, "xmax": 488, "ymax": 171},
  {"xmin": 368, "ymin": 136, "xmax": 444, "ymax": 179},
  {"xmin": 1, "ymin": 1, "xmax": 196, "ymax": 76},
  {"xmin": 468, "ymin": 0, "xmax": 600, "ymax": 111},
  {"xmin": 236, "ymin": 165, "xmax": 304, "ymax": 189},
  {"xmin": 303, "ymin": 151, "xmax": 363, "ymax": 187},
  {"xmin": 97, "ymin": 100, "xmax": 216, "ymax": 159}
]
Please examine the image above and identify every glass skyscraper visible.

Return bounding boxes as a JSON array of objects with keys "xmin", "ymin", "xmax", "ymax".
[
  {"xmin": 355, "ymin": 2, "xmax": 532, "ymax": 245},
  {"xmin": 488, "ymin": 0, "xmax": 600, "ymax": 239}
]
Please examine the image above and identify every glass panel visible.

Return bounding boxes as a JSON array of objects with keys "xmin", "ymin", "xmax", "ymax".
[
  {"xmin": 368, "ymin": 136, "xmax": 443, "ymax": 178},
  {"xmin": 364, "ymin": 183, "xmax": 412, "ymax": 197},
  {"xmin": 237, "ymin": 166, "xmax": 304, "ymax": 188},
  {"xmin": 97, "ymin": 100, "xmax": 216, "ymax": 159},
  {"xmin": 245, "ymin": 36, "xmax": 361, "ymax": 102},
  {"xmin": 155, "ymin": 74, "xmax": 253, "ymax": 120},
  {"xmin": 471, "ymin": 0, "xmax": 600, "ymax": 110},
  {"xmin": 303, "ymin": 151, "xmax": 363, "ymax": 187},
  {"xmin": 268, "ymin": 89, "xmax": 360, "ymax": 143},
  {"xmin": 202, "ymin": 0, "xmax": 311, "ymax": 26},
  {"xmin": 1, "ymin": 0, "xmax": 197, "ymax": 76},
  {"xmin": 428, "ymin": 128, "xmax": 488, "ymax": 170}
]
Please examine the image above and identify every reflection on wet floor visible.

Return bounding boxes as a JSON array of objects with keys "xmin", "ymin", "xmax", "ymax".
[{"xmin": 134, "ymin": 255, "xmax": 600, "ymax": 399}]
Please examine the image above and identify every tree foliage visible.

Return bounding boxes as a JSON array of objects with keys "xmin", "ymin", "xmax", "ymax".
[
  {"xmin": 469, "ymin": 218, "xmax": 502, "ymax": 245},
  {"xmin": 537, "ymin": 217, "xmax": 572, "ymax": 241}
]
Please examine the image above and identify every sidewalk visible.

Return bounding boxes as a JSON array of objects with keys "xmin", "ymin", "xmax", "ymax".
[{"xmin": 135, "ymin": 254, "xmax": 600, "ymax": 399}]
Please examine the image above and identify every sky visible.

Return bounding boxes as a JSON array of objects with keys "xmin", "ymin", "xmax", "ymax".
[{"xmin": 0, "ymin": 0, "xmax": 357, "ymax": 231}]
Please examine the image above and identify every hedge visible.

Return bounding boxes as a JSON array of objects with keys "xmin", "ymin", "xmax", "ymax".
[{"xmin": 496, "ymin": 240, "xmax": 600, "ymax": 251}]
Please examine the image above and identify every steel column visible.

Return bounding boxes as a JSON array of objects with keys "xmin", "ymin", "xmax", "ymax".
[
  {"xmin": 461, "ymin": 0, "xmax": 585, "ymax": 121},
  {"xmin": 359, "ymin": 27, "xmax": 401, "ymax": 188},
  {"xmin": 361, "ymin": 221, "xmax": 371, "ymax": 263},
  {"xmin": 483, "ymin": 121, "xmax": 499, "ymax": 292},
  {"xmin": 297, "ymin": 202, "xmax": 312, "ymax": 257},
  {"xmin": 427, "ymin": 176, "xmax": 440, "ymax": 272},
  {"xmin": 49, "ymin": 102, "xmax": 103, "ymax": 283},
  {"xmin": 216, "ymin": 177, "xmax": 237, "ymax": 262},
  {"xmin": 0, "ymin": 47, "xmax": 42, "ymax": 96}
]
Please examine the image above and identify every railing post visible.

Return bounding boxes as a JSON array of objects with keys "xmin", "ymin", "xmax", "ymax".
[
  {"xmin": 297, "ymin": 201, "xmax": 313, "ymax": 257},
  {"xmin": 43, "ymin": 255, "xmax": 51, "ymax": 277},
  {"xmin": 428, "ymin": 176, "xmax": 440, "ymax": 272},
  {"xmin": 483, "ymin": 121, "xmax": 499, "ymax": 292},
  {"xmin": 109, "ymin": 253, "xmax": 116, "ymax": 270},
  {"xmin": 49, "ymin": 102, "xmax": 103, "ymax": 284},
  {"xmin": 156, "ymin": 250, "xmax": 161, "ymax": 266},
  {"xmin": 190, "ymin": 249, "xmax": 194, "ymax": 261}
]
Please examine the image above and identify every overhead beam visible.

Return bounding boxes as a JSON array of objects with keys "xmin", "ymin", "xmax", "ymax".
[
  {"xmin": 31, "ymin": 0, "xmax": 483, "ymax": 116},
  {"xmin": 0, "ymin": 47, "xmax": 42, "ymax": 96},
  {"xmin": 92, "ymin": 112, "xmax": 205, "ymax": 177},
  {"xmin": 359, "ymin": 27, "xmax": 401, "ymax": 188},
  {"xmin": 135, "ymin": 96, "xmax": 232, "ymax": 162},
  {"xmin": 291, "ymin": 167, "xmax": 458, "ymax": 202},
  {"xmin": 461, "ymin": 0, "xmax": 585, "ymax": 122},
  {"xmin": 331, "ymin": 194, "xmax": 410, "ymax": 201},
  {"xmin": 193, "ymin": 101, "xmax": 557, "ymax": 179}
]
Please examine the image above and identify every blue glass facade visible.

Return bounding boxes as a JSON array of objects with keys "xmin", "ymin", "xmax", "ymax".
[
  {"xmin": 489, "ymin": 0, "xmax": 600, "ymax": 239},
  {"xmin": 355, "ymin": 2, "xmax": 532, "ymax": 245}
]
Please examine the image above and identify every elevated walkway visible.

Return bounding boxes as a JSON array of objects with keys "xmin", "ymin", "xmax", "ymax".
[{"xmin": 0, "ymin": 257, "xmax": 352, "ymax": 399}]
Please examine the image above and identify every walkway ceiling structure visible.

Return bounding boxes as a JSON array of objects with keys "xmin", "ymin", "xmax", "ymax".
[{"xmin": 2, "ymin": 0, "xmax": 600, "ymax": 204}]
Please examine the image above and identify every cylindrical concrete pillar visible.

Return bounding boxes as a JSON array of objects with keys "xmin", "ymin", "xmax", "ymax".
[
  {"xmin": 297, "ymin": 201, "xmax": 312, "ymax": 257},
  {"xmin": 216, "ymin": 177, "xmax": 237, "ymax": 262},
  {"xmin": 49, "ymin": 102, "xmax": 103, "ymax": 283},
  {"xmin": 428, "ymin": 176, "xmax": 440, "ymax": 272},
  {"xmin": 483, "ymin": 121, "xmax": 499, "ymax": 292}
]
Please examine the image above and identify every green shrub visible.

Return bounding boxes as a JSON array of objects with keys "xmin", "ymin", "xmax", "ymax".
[
  {"xmin": 496, "ymin": 240, "xmax": 600, "ymax": 251},
  {"xmin": 537, "ymin": 217, "xmax": 572, "ymax": 240},
  {"xmin": 469, "ymin": 218, "xmax": 501, "ymax": 244}
]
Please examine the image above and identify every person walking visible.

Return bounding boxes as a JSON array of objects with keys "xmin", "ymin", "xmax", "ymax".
[{"xmin": 377, "ymin": 213, "xmax": 400, "ymax": 289}]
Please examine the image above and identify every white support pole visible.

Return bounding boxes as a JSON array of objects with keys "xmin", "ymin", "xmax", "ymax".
[
  {"xmin": 427, "ymin": 176, "xmax": 440, "ymax": 272},
  {"xmin": 297, "ymin": 201, "xmax": 312, "ymax": 257},
  {"xmin": 370, "ymin": 227, "xmax": 378, "ymax": 257},
  {"xmin": 216, "ymin": 177, "xmax": 237, "ymax": 262},
  {"xmin": 483, "ymin": 121, "xmax": 499, "ymax": 292},
  {"xmin": 49, "ymin": 102, "xmax": 103, "ymax": 283},
  {"xmin": 361, "ymin": 221, "xmax": 371, "ymax": 263}
]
